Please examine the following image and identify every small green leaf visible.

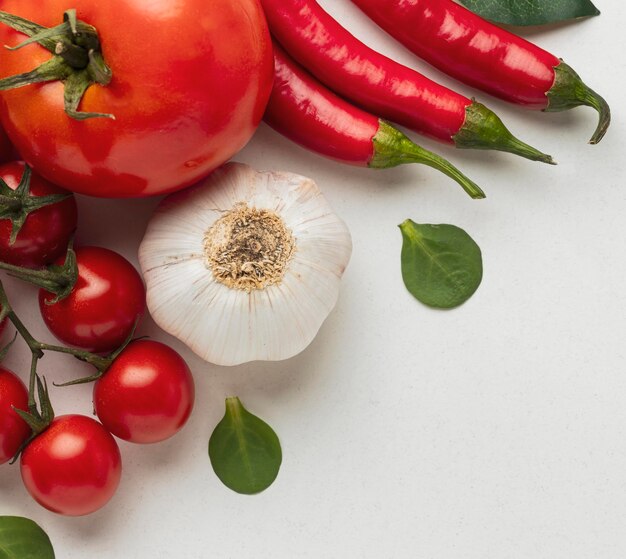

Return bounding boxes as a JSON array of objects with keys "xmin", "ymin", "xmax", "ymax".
[
  {"xmin": 458, "ymin": 0, "xmax": 600, "ymax": 26},
  {"xmin": 0, "ymin": 517, "xmax": 55, "ymax": 559},
  {"xmin": 209, "ymin": 397, "xmax": 282, "ymax": 495},
  {"xmin": 399, "ymin": 220, "xmax": 482, "ymax": 309}
]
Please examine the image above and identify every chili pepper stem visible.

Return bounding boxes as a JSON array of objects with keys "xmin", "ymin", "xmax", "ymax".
[
  {"xmin": 546, "ymin": 61, "xmax": 610, "ymax": 145},
  {"xmin": 582, "ymin": 90, "xmax": 610, "ymax": 145},
  {"xmin": 370, "ymin": 120, "xmax": 485, "ymax": 199},
  {"xmin": 453, "ymin": 101, "xmax": 555, "ymax": 165}
]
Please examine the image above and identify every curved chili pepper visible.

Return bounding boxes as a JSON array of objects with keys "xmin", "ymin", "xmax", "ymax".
[
  {"xmin": 265, "ymin": 43, "xmax": 485, "ymax": 199},
  {"xmin": 351, "ymin": 0, "xmax": 610, "ymax": 144},
  {"xmin": 259, "ymin": 0, "xmax": 554, "ymax": 164}
]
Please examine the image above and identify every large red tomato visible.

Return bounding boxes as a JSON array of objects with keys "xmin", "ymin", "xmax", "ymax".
[{"xmin": 0, "ymin": 1, "xmax": 273, "ymax": 197}]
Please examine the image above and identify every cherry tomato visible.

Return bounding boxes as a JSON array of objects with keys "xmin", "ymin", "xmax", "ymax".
[
  {"xmin": 0, "ymin": 162, "xmax": 77, "ymax": 267},
  {"xmin": 20, "ymin": 414, "xmax": 121, "ymax": 516},
  {"xmin": 94, "ymin": 340, "xmax": 195, "ymax": 444},
  {"xmin": 0, "ymin": 367, "xmax": 30, "ymax": 464},
  {"xmin": 39, "ymin": 246, "xmax": 146, "ymax": 353},
  {"xmin": 0, "ymin": 0, "xmax": 273, "ymax": 198},
  {"xmin": 0, "ymin": 126, "xmax": 18, "ymax": 164}
]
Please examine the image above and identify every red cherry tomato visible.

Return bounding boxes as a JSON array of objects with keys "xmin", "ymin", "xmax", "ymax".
[
  {"xmin": 0, "ymin": 0, "xmax": 273, "ymax": 198},
  {"xmin": 94, "ymin": 340, "xmax": 195, "ymax": 444},
  {"xmin": 39, "ymin": 246, "xmax": 146, "ymax": 353},
  {"xmin": 0, "ymin": 162, "xmax": 77, "ymax": 267},
  {"xmin": 0, "ymin": 126, "xmax": 18, "ymax": 164},
  {"xmin": 0, "ymin": 367, "xmax": 30, "ymax": 464},
  {"xmin": 20, "ymin": 414, "xmax": 121, "ymax": 516}
]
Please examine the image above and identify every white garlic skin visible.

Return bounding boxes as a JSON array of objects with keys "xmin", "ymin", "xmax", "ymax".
[{"xmin": 138, "ymin": 162, "xmax": 352, "ymax": 366}]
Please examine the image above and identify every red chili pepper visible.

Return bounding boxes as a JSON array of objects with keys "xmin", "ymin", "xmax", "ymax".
[
  {"xmin": 265, "ymin": 43, "xmax": 485, "ymax": 199},
  {"xmin": 351, "ymin": 0, "xmax": 610, "ymax": 144},
  {"xmin": 259, "ymin": 0, "xmax": 554, "ymax": 164}
]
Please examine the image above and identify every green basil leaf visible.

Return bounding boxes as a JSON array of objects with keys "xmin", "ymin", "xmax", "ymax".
[
  {"xmin": 458, "ymin": 0, "xmax": 600, "ymax": 26},
  {"xmin": 0, "ymin": 517, "xmax": 55, "ymax": 559},
  {"xmin": 209, "ymin": 397, "xmax": 282, "ymax": 495},
  {"xmin": 399, "ymin": 220, "xmax": 482, "ymax": 309}
]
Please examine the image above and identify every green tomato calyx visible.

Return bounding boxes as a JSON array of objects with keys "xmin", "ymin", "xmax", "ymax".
[
  {"xmin": 0, "ymin": 164, "xmax": 72, "ymax": 245},
  {"xmin": 0, "ymin": 9, "xmax": 114, "ymax": 120}
]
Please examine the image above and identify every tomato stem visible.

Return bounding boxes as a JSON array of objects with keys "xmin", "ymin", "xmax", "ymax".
[
  {"xmin": 53, "ymin": 322, "xmax": 141, "ymax": 387},
  {"xmin": 0, "ymin": 9, "xmax": 114, "ymax": 120},
  {"xmin": 0, "ymin": 331, "xmax": 17, "ymax": 362},
  {"xmin": 0, "ymin": 242, "xmax": 77, "ymax": 302},
  {"xmin": 0, "ymin": 278, "xmax": 139, "ymax": 461},
  {"xmin": 0, "ymin": 281, "xmax": 126, "ymax": 370},
  {"xmin": 0, "ymin": 164, "xmax": 73, "ymax": 245},
  {"xmin": 1, "ymin": 56, "xmax": 71, "ymax": 89},
  {"xmin": 0, "ymin": 280, "xmax": 52, "ymax": 457}
]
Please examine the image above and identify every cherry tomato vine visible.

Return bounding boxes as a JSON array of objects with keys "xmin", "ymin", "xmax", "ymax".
[{"xmin": 0, "ymin": 258, "xmax": 193, "ymax": 515}]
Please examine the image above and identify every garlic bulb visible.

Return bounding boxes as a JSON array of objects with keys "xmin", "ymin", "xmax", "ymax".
[{"xmin": 139, "ymin": 162, "xmax": 352, "ymax": 366}]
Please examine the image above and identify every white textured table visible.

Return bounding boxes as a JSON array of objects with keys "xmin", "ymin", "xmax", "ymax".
[{"xmin": 1, "ymin": 1, "xmax": 624, "ymax": 557}]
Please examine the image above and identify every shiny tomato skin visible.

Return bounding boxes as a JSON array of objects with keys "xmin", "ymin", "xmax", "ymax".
[
  {"xmin": 0, "ymin": 126, "xmax": 17, "ymax": 164},
  {"xmin": 20, "ymin": 414, "xmax": 122, "ymax": 516},
  {"xmin": 39, "ymin": 246, "xmax": 146, "ymax": 353},
  {"xmin": 94, "ymin": 340, "xmax": 195, "ymax": 444},
  {"xmin": 0, "ymin": 0, "xmax": 273, "ymax": 198},
  {"xmin": 0, "ymin": 367, "xmax": 30, "ymax": 464},
  {"xmin": 0, "ymin": 162, "xmax": 77, "ymax": 267}
]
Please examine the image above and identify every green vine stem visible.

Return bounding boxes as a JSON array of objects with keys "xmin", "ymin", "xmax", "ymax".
[
  {"xmin": 0, "ymin": 279, "xmax": 136, "ymax": 459},
  {"xmin": 0, "ymin": 243, "xmax": 77, "ymax": 303},
  {"xmin": 0, "ymin": 164, "xmax": 72, "ymax": 245}
]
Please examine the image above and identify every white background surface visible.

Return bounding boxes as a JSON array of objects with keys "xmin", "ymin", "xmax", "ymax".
[{"xmin": 1, "ymin": 1, "xmax": 625, "ymax": 558}]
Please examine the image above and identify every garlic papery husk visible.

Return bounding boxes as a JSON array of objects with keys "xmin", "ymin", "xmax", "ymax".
[{"xmin": 138, "ymin": 162, "xmax": 352, "ymax": 366}]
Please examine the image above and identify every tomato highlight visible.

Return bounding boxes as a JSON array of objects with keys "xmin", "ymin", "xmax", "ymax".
[
  {"xmin": 94, "ymin": 340, "xmax": 195, "ymax": 444},
  {"xmin": 39, "ymin": 246, "xmax": 146, "ymax": 353},
  {"xmin": 20, "ymin": 414, "xmax": 122, "ymax": 516},
  {"xmin": 0, "ymin": 1, "xmax": 274, "ymax": 197}
]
